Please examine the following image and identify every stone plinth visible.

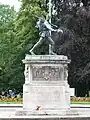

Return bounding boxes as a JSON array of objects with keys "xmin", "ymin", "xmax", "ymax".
[{"xmin": 22, "ymin": 55, "xmax": 71, "ymax": 115}]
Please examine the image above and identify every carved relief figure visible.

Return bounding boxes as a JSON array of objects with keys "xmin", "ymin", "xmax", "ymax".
[{"xmin": 24, "ymin": 64, "xmax": 29, "ymax": 83}]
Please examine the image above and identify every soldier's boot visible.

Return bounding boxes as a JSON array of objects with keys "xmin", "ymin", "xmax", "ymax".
[
  {"xmin": 29, "ymin": 49, "xmax": 35, "ymax": 55},
  {"xmin": 51, "ymin": 51, "xmax": 57, "ymax": 55}
]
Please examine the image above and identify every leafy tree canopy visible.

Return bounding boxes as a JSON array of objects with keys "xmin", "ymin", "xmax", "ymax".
[
  {"xmin": 0, "ymin": 0, "xmax": 90, "ymax": 96},
  {"xmin": 0, "ymin": 4, "xmax": 16, "ymax": 91},
  {"xmin": 51, "ymin": 0, "xmax": 90, "ymax": 96}
]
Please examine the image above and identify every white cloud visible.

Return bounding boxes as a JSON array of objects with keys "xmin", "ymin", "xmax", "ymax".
[{"xmin": 0, "ymin": 0, "xmax": 21, "ymax": 11}]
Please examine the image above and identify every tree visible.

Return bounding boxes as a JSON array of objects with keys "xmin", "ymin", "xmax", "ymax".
[
  {"xmin": 1, "ymin": 0, "xmax": 90, "ymax": 95},
  {"xmin": 0, "ymin": 0, "xmax": 47, "ymax": 92},
  {"xmin": 6, "ymin": 0, "xmax": 47, "ymax": 92},
  {"xmin": 52, "ymin": 0, "xmax": 90, "ymax": 96},
  {"xmin": 0, "ymin": 4, "xmax": 16, "ymax": 91},
  {"xmin": 0, "ymin": 4, "xmax": 16, "ymax": 23},
  {"xmin": 10, "ymin": 0, "xmax": 90, "ymax": 95}
]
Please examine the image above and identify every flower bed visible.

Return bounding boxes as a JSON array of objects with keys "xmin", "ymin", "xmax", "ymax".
[
  {"xmin": 71, "ymin": 97, "xmax": 90, "ymax": 102},
  {"xmin": 0, "ymin": 97, "xmax": 22, "ymax": 103},
  {"xmin": 0, "ymin": 97, "xmax": 90, "ymax": 103}
]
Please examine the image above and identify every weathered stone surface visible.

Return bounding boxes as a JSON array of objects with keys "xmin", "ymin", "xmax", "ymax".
[
  {"xmin": 22, "ymin": 55, "xmax": 71, "ymax": 115},
  {"xmin": 22, "ymin": 55, "xmax": 71, "ymax": 64},
  {"xmin": 32, "ymin": 66, "xmax": 62, "ymax": 81},
  {"xmin": 25, "ymin": 55, "xmax": 68, "ymax": 61},
  {"xmin": 23, "ymin": 85, "xmax": 69, "ymax": 111}
]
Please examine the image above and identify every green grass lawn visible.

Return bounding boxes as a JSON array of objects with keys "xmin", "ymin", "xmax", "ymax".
[
  {"xmin": 0, "ymin": 101, "xmax": 22, "ymax": 104},
  {"xmin": 0, "ymin": 101, "xmax": 90, "ymax": 104},
  {"xmin": 71, "ymin": 101, "xmax": 90, "ymax": 104}
]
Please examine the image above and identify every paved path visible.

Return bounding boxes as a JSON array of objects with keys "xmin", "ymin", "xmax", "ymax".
[
  {"xmin": 0, "ymin": 104, "xmax": 90, "ymax": 108},
  {"xmin": 0, "ymin": 104, "xmax": 90, "ymax": 118}
]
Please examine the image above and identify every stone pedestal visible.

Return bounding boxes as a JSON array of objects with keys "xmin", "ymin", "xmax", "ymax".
[{"xmin": 22, "ymin": 55, "xmax": 71, "ymax": 115}]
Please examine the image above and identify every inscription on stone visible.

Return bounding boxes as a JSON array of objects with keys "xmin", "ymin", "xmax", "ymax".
[{"xmin": 32, "ymin": 66, "xmax": 62, "ymax": 81}]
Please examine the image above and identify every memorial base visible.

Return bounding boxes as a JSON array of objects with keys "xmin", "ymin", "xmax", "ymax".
[
  {"xmin": 23, "ymin": 84, "xmax": 70, "ymax": 114},
  {"xmin": 16, "ymin": 108, "xmax": 79, "ymax": 116},
  {"xmin": 22, "ymin": 55, "xmax": 71, "ymax": 115}
]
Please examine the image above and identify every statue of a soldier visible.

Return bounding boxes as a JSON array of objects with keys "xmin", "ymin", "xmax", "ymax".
[{"xmin": 30, "ymin": 16, "xmax": 63, "ymax": 55}]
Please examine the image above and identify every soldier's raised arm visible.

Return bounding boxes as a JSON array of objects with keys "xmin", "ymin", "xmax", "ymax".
[
  {"xmin": 44, "ymin": 20, "xmax": 63, "ymax": 33},
  {"xmin": 44, "ymin": 20, "xmax": 56, "ymax": 31}
]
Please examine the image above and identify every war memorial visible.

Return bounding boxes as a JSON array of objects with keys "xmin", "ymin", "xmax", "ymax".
[
  {"xmin": 15, "ymin": 0, "xmax": 89, "ymax": 119},
  {"xmin": 1, "ymin": 0, "xmax": 90, "ymax": 120}
]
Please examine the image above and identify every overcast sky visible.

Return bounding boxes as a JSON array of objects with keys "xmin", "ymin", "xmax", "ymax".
[{"xmin": 0, "ymin": 0, "xmax": 21, "ymax": 11}]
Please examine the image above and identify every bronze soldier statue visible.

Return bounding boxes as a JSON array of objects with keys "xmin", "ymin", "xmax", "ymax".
[{"xmin": 30, "ymin": 16, "xmax": 63, "ymax": 55}]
